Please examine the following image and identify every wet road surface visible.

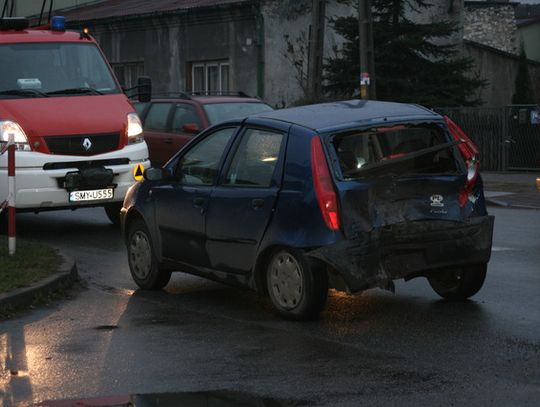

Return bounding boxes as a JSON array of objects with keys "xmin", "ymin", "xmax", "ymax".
[{"xmin": 1, "ymin": 206, "xmax": 539, "ymax": 406}]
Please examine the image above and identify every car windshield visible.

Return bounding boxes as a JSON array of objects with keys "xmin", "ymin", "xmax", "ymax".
[
  {"xmin": 332, "ymin": 123, "xmax": 459, "ymax": 177},
  {"xmin": 203, "ymin": 102, "xmax": 273, "ymax": 125},
  {"xmin": 0, "ymin": 42, "xmax": 120, "ymax": 97}
]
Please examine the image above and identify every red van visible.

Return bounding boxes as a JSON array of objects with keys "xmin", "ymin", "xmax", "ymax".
[{"xmin": 0, "ymin": 17, "xmax": 150, "ymax": 224}]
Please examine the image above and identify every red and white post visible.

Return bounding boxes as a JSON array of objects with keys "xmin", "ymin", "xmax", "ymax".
[{"xmin": 6, "ymin": 133, "xmax": 16, "ymax": 255}]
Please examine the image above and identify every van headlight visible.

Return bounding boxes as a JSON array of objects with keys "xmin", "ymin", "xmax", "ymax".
[
  {"xmin": 127, "ymin": 113, "xmax": 144, "ymax": 144},
  {"xmin": 0, "ymin": 120, "xmax": 31, "ymax": 151}
]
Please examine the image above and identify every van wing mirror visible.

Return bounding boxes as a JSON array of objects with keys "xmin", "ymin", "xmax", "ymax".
[{"xmin": 137, "ymin": 76, "xmax": 152, "ymax": 103}]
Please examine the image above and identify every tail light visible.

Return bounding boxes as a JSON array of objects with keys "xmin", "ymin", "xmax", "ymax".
[
  {"xmin": 444, "ymin": 116, "xmax": 481, "ymax": 208},
  {"xmin": 311, "ymin": 135, "xmax": 340, "ymax": 231},
  {"xmin": 459, "ymin": 158, "xmax": 479, "ymax": 206}
]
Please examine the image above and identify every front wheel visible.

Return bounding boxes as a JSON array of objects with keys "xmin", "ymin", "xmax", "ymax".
[
  {"xmin": 127, "ymin": 219, "xmax": 171, "ymax": 289},
  {"xmin": 428, "ymin": 264, "xmax": 487, "ymax": 300},
  {"xmin": 266, "ymin": 249, "xmax": 328, "ymax": 320}
]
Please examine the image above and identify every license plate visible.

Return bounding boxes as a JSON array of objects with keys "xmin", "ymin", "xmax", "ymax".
[{"xmin": 69, "ymin": 188, "xmax": 114, "ymax": 202}]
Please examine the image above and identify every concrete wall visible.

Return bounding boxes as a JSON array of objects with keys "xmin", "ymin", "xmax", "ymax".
[
  {"xmin": 87, "ymin": 7, "xmax": 259, "ymax": 98},
  {"xmin": 13, "ymin": 0, "xmax": 101, "ymax": 17},
  {"xmin": 518, "ymin": 22, "xmax": 540, "ymax": 62},
  {"xmin": 464, "ymin": 41, "xmax": 540, "ymax": 107},
  {"xmin": 464, "ymin": 3, "xmax": 518, "ymax": 54}
]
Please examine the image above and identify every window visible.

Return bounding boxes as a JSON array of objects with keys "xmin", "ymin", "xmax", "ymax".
[
  {"xmin": 332, "ymin": 124, "xmax": 458, "ymax": 177},
  {"xmin": 171, "ymin": 104, "xmax": 202, "ymax": 132},
  {"xmin": 176, "ymin": 127, "xmax": 237, "ymax": 185},
  {"xmin": 0, "ymin": 43, "xmax": 119, "ymax": 94},
  {"xmin": 191, "ymin": 61, "xmax": 230, "ymax": 94},
  {"xmin": 144, "ymin": 103, "xmax": 172, "ymax": 131},
  {"xmin": 111, "ymin": 61, "xmax": 144, "ymax": 89},
  {"xmin": 225, "ymin": 129, "xmax": 284, "ymax": 187}
]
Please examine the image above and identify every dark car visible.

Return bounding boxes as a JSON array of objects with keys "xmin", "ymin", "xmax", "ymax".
[
  {"xmin": 134, "ymin": 93, "xmax": 273, "ymax": 167},
  {"xmin": 121, "ymin": 99, "xmax": 494, "ymax": 320}
]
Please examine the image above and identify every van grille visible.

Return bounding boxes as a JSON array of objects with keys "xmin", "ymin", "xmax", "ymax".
[{"xmin": 45, "ymin": 133, "xmax": 120, "ymax": 156}]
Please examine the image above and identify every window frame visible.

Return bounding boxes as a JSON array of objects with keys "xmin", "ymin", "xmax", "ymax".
[
  {"xmin": 190, "ymin": 60, "xmax": 230, "ymax": 94},
  {"xmin": 219, "ymin": 126, "xmax": 288, "ymax": 189},
  {"xmin": 171, "ymin": 125, "xmax": 240, "ymax": 186}
]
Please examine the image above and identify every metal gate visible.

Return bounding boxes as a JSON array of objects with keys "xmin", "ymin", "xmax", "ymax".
[{"xmin": 436, "ymin": 105, "xmax": 540, "ymax": 171}]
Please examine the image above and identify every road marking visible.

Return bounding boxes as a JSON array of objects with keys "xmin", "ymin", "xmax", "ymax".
[{"xmin": 492, "ymin": 246, "xmax": 518, "ymax": 252}]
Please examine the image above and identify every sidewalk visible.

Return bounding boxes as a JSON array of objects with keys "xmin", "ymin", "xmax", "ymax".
[{"xmin": 482, "ymin": 171, "xmax": 540, "ymax": 210}]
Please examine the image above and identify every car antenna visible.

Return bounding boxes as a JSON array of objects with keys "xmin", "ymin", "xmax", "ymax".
[
  {"xmin": 1, "ymin": 0, "xmax": 15, "ymax": 18},
  {"xmin": 38, "ymin": 0, "xmax": 54, "ymax": 26}
]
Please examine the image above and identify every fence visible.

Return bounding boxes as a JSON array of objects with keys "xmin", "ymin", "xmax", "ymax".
[{"xmin": 436, "ymin": 105, "xmax": 540, "ymax": 172}]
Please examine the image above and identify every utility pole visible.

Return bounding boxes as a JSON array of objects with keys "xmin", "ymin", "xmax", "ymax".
[
  {"xmin": 308, "ymin": 0, "xmax": 326, "ymax": 101},
  {"xmin": 358, "ymin": 0, "xmax": 376, "ymax": 99}
]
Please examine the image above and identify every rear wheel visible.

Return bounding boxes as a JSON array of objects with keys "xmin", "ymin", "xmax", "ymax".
[
  {"xmin": 428, "ymin": 264, "xmax": 487, "ymax": 300},
  {"xmin": 266, "ymin": 249, "xmax": 328, "ymax": 320},
  {"xmin": 127, "ymin": 219, "xmax": 171, "ymax": 289},
  {"xmin": 104, "ymin": 202, "xmax": 122, "ymax": 226}
]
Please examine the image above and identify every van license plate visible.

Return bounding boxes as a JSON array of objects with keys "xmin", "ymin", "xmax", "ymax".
[{"xmin": 69, "ymin": 188, "xmax": 114, "ymax": 202}]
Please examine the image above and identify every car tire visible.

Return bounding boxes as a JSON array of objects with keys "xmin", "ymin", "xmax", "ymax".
[
  {"xmin": 266, "ymin": 249, "xmax": 328, "ymax": 320},
  {"xmin": 127, "ymin": 219, "xmax": 171, "ymax": 290},
  {"xmin": 428, "ymin": 264, "xmax": 487, "ymax": 300},
  {"xmin": 104, "ymin": 202, "xmax": 122, "ymax": 226}
]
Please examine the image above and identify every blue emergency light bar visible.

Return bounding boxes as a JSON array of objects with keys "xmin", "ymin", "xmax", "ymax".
[{"xmin": 51, "ymin": 16, "xmax": 66, "ymax": 31}]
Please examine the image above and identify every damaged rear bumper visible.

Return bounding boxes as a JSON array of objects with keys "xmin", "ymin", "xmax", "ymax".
[{"xmin": 308, "ymin": 215, "xmax": 494, "ymax": 293}]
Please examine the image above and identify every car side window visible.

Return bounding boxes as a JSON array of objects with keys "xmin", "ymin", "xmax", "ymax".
[
  {"xmin": 224, "ymin": 128, "xmax": 284, "ymax": 188},
  {"xmin": 144, "ymin": 103, "xmax": 172, "ymax": 131},
  {"xmin": 175, "ymin": 127, "xmax": 237, "ymax": 185},
  {"xmin": 172, "ymin": 104, "xmax": 202, "ymax": 133}
]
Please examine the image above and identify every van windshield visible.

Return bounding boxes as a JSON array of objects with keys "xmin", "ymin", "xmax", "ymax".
[
  {"xmin": 0, "ymin": 42, "xmax": 120, "ymax": 97},
  {"xmin": 332, "ymin": 123, "xmax": 460, "ymax": 178}
]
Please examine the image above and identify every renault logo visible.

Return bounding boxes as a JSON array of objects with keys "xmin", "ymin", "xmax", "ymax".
[{"xmin": 82, "ymin": 138, "xmax": 92, "ymax": 151}]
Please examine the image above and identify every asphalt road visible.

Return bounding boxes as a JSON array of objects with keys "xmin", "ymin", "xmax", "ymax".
[{"xmin": 1, "ymin": 206, "xmax": 539, "ymax": 406}]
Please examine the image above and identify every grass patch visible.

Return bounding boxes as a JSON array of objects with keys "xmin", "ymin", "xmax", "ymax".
[{"xmin": 0, "ymin": 236, "xmax": 62, "ymax": 293}]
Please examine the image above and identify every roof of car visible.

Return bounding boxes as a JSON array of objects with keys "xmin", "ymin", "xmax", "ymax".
[
  {"xmin": 0, "ymin": 29, "xmax": 91, "ymax": 44},
  {"xmin": 253, "ymin": 99, "xmax": 441, "ymax": 133},
  {"xmin": 145, "ymin": 96, "xmax": 266, "ymax": 105}
]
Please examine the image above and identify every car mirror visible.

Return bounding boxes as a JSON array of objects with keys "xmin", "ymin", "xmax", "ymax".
[
  {"xmin": 182, "ymin": 123, "xmax": 200, "ymax": 134},
  {"xmin": 144, "ymin": 167, "xmax": 163, "ymax": 181}
]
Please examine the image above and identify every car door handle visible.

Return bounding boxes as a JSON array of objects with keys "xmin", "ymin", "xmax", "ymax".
[
  {"xmin": 193, "ymin": 197, "xmax": 206, "ymax": 207},
  {"xmin": 252, "ymin": 198, "xmax": 265, "ymax": 209},
  {"xmin": 164, "ymin": 138, "xmax": 173, "ymax": 144}
]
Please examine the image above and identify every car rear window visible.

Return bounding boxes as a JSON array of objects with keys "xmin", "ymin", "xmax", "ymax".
[
  {"xmin": 203, "ymin": 102, "xmax": 273, "ymax": 125},
  {"xmin": 332, "ymin": 123, "xmax": 459, "ymax": 178}
]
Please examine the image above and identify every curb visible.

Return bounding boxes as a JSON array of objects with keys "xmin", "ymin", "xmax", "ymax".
[
  {"xmin": 485, "ymin": 197, "xmax": 540, "ymax": 210},
  {"xmin": 0, "ymin": 254, "xmax": 78, "ymax": 313}
]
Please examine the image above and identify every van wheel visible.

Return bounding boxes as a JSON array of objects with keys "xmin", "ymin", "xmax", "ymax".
[
  {"xmin": 104, "ymin": 202, "xmax": 122, "ymax": 226},
  {"xmin": 127, "ymin": 219, "xmax": 171, "ymax": 289},
  {"xmin": 428, "ymin": 264, "xmax": 487, "ymax": 300},
  {"xmin": 266, "ymin": 249, "xmax": 328, "ymax": 320}
]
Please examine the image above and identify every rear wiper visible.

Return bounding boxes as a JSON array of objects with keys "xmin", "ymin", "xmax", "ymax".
[
  {"xmin": 344, "ymin": 140, "xmax": 463, "ymax": 177},
  {"xmin": 46, "ymin": 87, "xmax": 104, "ymax": 95},
  {"xmin": 0, "ymin": 89, "xmax": 49, "ymax": 98}
]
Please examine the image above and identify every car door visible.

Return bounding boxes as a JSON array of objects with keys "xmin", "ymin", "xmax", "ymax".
[
  {"xmin": 141, "ymin": 102, "xmax": 174, "ymax": 166},
  {"xmin": 166, "ymin": 102, "xmax": 205, "ymax": 161},
  {"xmin": 205, "ymin": 122, "xmax": 289, "ymax": 274},
  {"xmin": 150, "ymin": 126, "xmax": 238, "ymax": 268}
]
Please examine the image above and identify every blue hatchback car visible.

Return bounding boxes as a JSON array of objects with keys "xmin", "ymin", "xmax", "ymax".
[{"xmin": 121, "ymin": 100, "xmax": 494, "ymax": 320}]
